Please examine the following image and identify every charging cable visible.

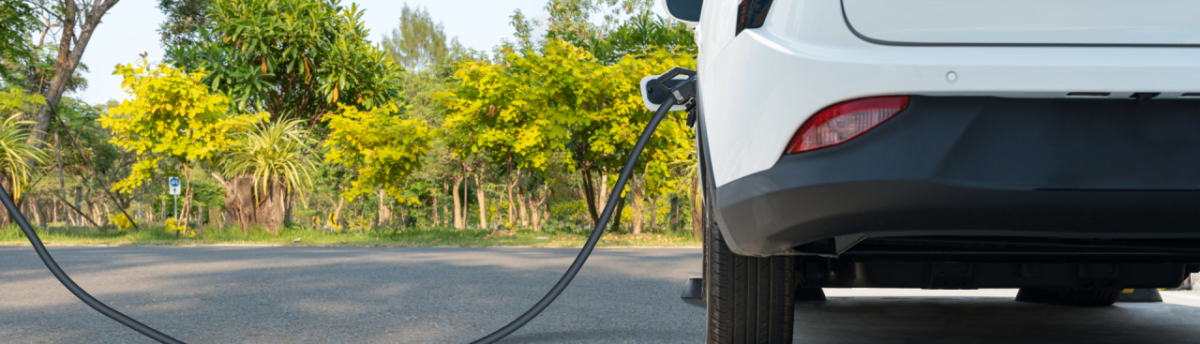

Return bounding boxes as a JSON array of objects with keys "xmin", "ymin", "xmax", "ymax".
[{"xmin": 10, "ymin": 68, "xmax": 697, "ymax": 344}]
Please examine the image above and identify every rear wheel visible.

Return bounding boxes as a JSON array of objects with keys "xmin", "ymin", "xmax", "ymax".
[{"xmin": 704, "ymin": 197, "xmax": 796, "ymax": 343}]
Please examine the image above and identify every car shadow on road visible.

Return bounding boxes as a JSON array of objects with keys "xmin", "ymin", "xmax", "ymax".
[{"xmin": 793, "ymin": 296, "xmax": 1200, "ymax": 344}]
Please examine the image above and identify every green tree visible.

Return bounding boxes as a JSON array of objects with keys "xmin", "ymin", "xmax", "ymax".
[
  {"xmin": 0, "ymin": 1, "xmax": 37, "ymax": 83},
  {"xmin": 170, "ymin": 0, "xmax": 404, "ymax": 126},
  {"xmin": 592, "ymin": 12, "xmax": 696, "ymax": 64},
  {"xmin": 541, "ymin": 0, "xmax": 653, "ymax": 51},
  {"xmin": 21, "ymin": 0, "xmax": 121, "ymax": 155},
  {"xmin": 219, "ymin": 117, "xmax": 316, "ymax": 231},
  {"xmin": 0, "ymin": 88, "xmax": 47, "ymax": 203},
  {"xmin": 157, "ymin": 0, "xmax": 210, "ymax": 52},
  {"xmin": 381, "ymin": 4, "xmax": 449, "ymax": 73},
  {"xmin": 322, "ymin": 103, "xmax": 434, "ymax": 225},
  {"xmin": 101, "ymin": 61, "xmax": 262, "ymax": 235}
]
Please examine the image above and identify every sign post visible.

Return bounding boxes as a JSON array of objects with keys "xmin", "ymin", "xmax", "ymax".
[{"xmin": 168, "ymin": 177, "xmax": 181, "ymax": 221}]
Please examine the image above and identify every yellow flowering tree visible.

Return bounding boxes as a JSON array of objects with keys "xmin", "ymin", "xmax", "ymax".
[
  {"xmin": 100, "ymin": 61, "xmax": 263, "ymax": 234},
  {"xmin": 322, "ymin": 103, "xmax": 434, "ymax": 224}
]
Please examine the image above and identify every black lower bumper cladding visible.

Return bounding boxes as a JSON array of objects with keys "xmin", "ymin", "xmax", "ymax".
[{"xmin": 714, "ymin": 96, "xmax": 1200, "ymax": 256}]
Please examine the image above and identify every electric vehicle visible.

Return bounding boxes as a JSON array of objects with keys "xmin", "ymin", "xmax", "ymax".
[{"xmin": 661, "ymin": 0, "xmax": 1200, "ymax": 342}]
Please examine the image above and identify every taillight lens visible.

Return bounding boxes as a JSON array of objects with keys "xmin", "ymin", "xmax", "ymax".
[
  {"xmin": 736, "ymin": 0, "xmax": 775, "ymax": 35},
  {"xmin": 786, "ymin": 96, "xmax": 909, "ymax": 154}
]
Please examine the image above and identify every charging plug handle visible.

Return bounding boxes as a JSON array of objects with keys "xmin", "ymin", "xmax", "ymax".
[{"xmin": 655, "ymin": 67, "xmax": 698, "ymax": 104}]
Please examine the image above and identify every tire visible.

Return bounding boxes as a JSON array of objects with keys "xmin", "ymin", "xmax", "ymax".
[
  {"xmin": 704, "ymin": 194, "xmax": 795, "ymax": 343},
  {"xmin": 1015, "ymin": 288, "xmax": 1121, "ymax": 306}
]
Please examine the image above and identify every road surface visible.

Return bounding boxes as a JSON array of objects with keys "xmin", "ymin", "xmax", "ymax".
[{"xmin": 3, "ymin": 246, "xmax": 1200, "ymax": 343}]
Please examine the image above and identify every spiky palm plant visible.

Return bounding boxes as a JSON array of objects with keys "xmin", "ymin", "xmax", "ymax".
[
  {"xmin": 0, "ymin": 116, "xmax": 45, "ymax": 202},
  {"xmin": 221, "ymin": 118, "xmax": 317, "ymax": 206}
]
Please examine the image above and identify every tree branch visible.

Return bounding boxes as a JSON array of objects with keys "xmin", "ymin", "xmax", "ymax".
[
  {"xmin": 46, "ymin": 106, "xmax": 140, "ymax": 230},
  {"xmin": 51, "ymin": 192, "xmax": 100, "ymax": 228}
]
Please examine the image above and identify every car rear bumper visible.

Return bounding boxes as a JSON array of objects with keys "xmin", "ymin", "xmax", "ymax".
[{"xmin": 714, "ymin": 96, "xmax": 1200, "ymax": 256}]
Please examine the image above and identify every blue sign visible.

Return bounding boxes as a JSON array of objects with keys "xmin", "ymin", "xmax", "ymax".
[{"xmin": 168, "ymin": 177, "xmax": 181, "ymax": 195}]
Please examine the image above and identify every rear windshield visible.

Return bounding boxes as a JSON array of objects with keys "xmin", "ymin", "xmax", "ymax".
[{"xmin": 842, "ymin": 0, "xmax": 1200, "ymax": 45}]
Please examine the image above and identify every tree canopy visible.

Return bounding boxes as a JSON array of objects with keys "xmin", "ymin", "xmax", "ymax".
[{"xmin": 170, "ymin": 0, "xmax": 403, "ymax": 126}]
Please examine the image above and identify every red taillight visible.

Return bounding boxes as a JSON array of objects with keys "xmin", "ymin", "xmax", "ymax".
[
  {"xmin": 736, "ymin": 0, "xmax": 774, "ymax": 35},
  {"xmin": 786, "ymin": 96, "xmax": 909, "ymax": 154}
]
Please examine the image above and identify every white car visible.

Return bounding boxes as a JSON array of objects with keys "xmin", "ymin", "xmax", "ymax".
[{"xmin": 662, "ymin": 0, "xmax": 1200, "ymax": 342}]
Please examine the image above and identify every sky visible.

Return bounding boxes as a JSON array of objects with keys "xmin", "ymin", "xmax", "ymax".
[{"xmin": 73, "ymin": 0, "xmax": 592, "ymax": 105}]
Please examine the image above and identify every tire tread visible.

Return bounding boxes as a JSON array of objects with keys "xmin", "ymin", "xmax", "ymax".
[{"xmin": 705, "ymin": 208, "xmax": 795, "ymax": 343}]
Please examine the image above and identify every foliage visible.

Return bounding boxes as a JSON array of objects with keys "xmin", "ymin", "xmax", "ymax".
[
  {"xmin": 323, "ymin": 103, "xmax": 435, "ymax": 203},
  {"xmin": 592, "ymin": 12, "xmax": 696, "ymax": 63},
  {"xmin": 381, "ymin": 4, "xmax": 449, "ymax": 72},
  {"xmin": 170, "ymin": 0, "xmax": 404, "ymax": 125},
  {"xmin": 0, "ymin": 0, "xmax": 37, "ymax": 82},
  {"xmin": 100, "ymin": 60, "xmax": 261, "ymax": 193},
  {"xmin": 0, "ymin": 88, "xmax": 47, "ymax": 201},
  {"xmin": 157, "ymin": 0, "xmax": 211, "ymax": 51},
  {"xmin": 164, "ymin": 218, "xmax": 195, "ymax": 237},
  {"xmin": 109, "ymin": 211, "xmax": 133, "ymax": 230},
  {"xmin": 440, "ymin": 35, "xmax": 695, "ymax": 228},
  {"xmin": 26, "ymin": 0, "xmax": 705, "ymax": 238},
  {"xmin": 0, "ymin": 88, "xmax": 44, "ymax": 114},
  {"xmin": 542, "ymin": 0, "xmax": 654, "ymax": 50},
  {"xmin": 594, "ymin": 48, "xmax": 697, "ymax": 197},
  {"xmin": 221, "ymin": 117, "xmax": 317, "ymax": 202},
  {"xmin": 441, "ymin": 39, "xmax": 602, "ymax": 171},
  {"xmin": 0, "ymin": 223, "xmax": 699, "ymax": 247}
]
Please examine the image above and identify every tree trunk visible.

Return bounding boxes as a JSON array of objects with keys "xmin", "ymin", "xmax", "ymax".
[
  {"xmin": 282, "ymin": 189, "xmax": 292, "ymax": 228},
  {"xmin": 55, "ymin": 133, "xmax": 66, "ymax": 223},
  {"xmin": 516, "ymin": 189, "xmax": 528, "ymax": 227},
  {"xmin": 598, "ymin": 174, "xmax": 608, "ymax": 212},
  {"xmin": 529, "ymin": 198, "xmax": 541, "ymax": 231},
  {"xmin": 0, "ymin": 174, "xmax": 13, "ymax": 225},
  {"xmin": 27, "ymin": 0, "xmax": 120, "ymax": 156},
  {"xmin": 452, "ymin": 171, "xmax": 464, "ymax": 229},
  {"xmin": 398, "ymin": 203, "xmax": 405, "ymax": 229},
  {"xmin": 432, "ymin": 191, "xmax": 440, "ymax": 227},
  {"xmin": 669, "ymin": 194, "xmax": 681, "ymax": 233},
  {"xmin": 214, "ymin": 173, "xmax": 286, "ymax": 233},
  {"xmin": 611, "ymin": 190, "xmax": 627, "ymax": 233},
  {"xmin": 179, "ymin": 164, "xmax": 194, "ymax": 233},
  {"xmin": 474, "ymin": 171, "xmax": 487, "ymax": 229},
  {"xmin": 506, "ymin": 169, "xmax": 517, "ymax": 228},
  {"xmin": 580, "ymin": 169, "xmax": 599, "ymax": 225},
  {"xmin": 375, "ymin": 190, "xmax": 391, "ymax": 228},
  {"xmin": 648, "ymin": 196, "xmax": 659, "ymax": 233},
  {"xmin": 631, "ymin": 175, "xmax": 644, "ymax": 234},
  {"xmin": 102, "ymin": 202, "xmax": 111, "ymax": 228},
  {"xmin": 88, "ymin": 199, "xmax": 104, "ymax": 227},
  {"xmin": 333, "ymin": 196, "xmax": 345, "ymax": 230},
  {"xmin": 529, "ymin": 185, "xmax": 549, "ymax": 231}
]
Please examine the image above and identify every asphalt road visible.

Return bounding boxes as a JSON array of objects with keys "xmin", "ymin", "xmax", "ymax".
[{"xmin": 3, "ymin": 246, "xmax": 1200, "ymax": 344}]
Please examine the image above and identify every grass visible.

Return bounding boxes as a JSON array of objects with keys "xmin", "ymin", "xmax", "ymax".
[{"xmin": 0, "ymin": 224, "xmax": 701, "ymax": 248}]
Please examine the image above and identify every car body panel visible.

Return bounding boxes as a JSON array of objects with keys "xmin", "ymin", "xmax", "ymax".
[
  {"xmin": 696, "ymin": 0, "xmax": 1200, "ymax": 188},
  {"xmin": 712, "ymin": 96, "xmax": 1200, "ymax": 256}
]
